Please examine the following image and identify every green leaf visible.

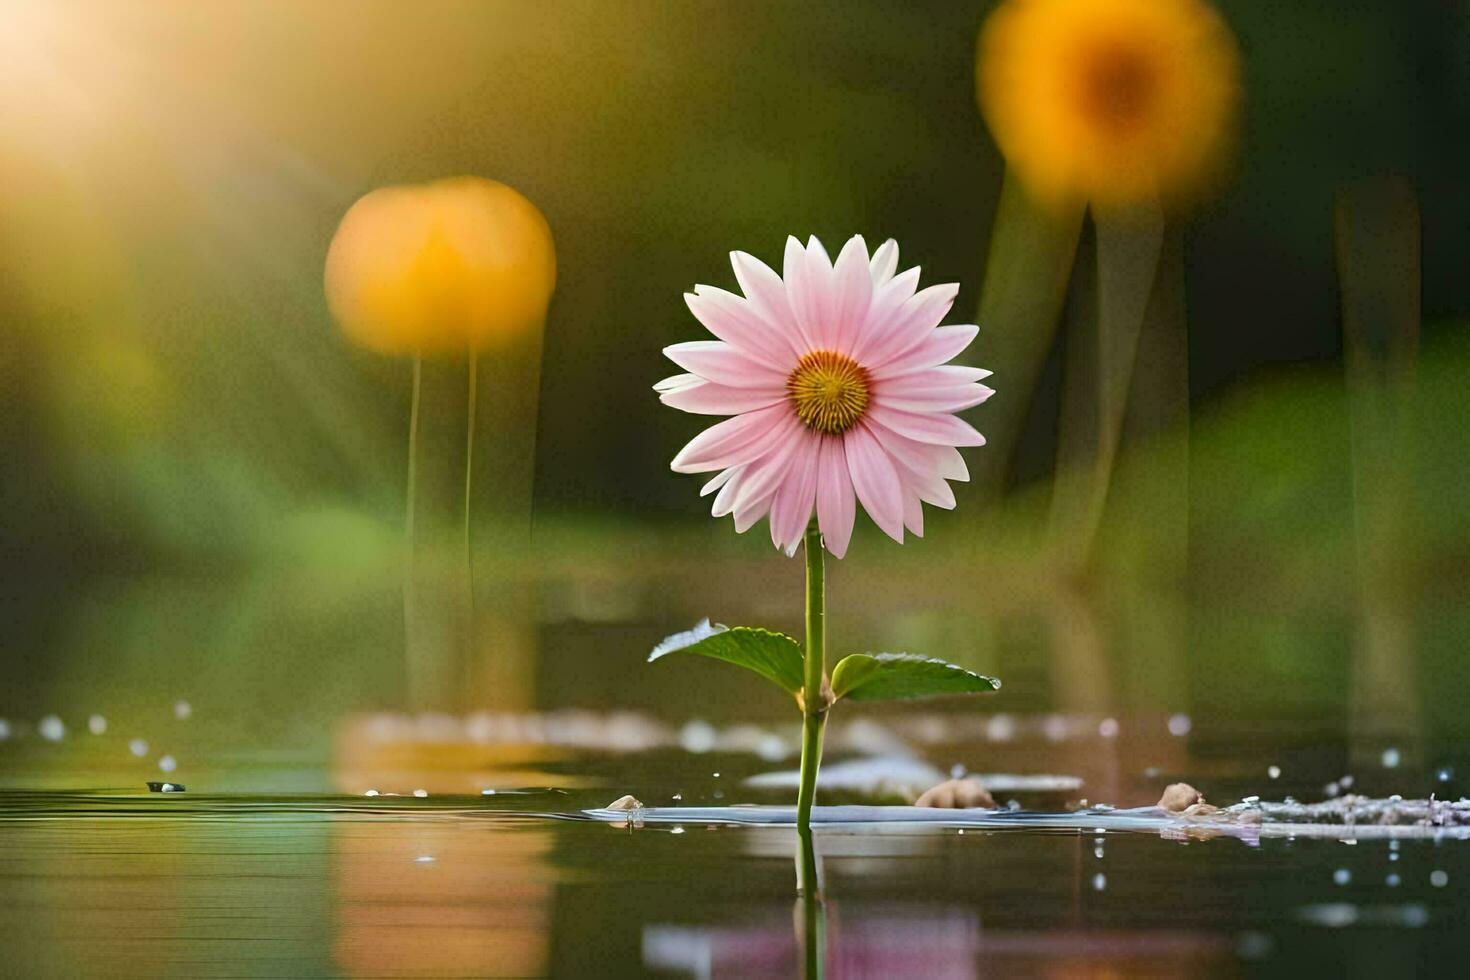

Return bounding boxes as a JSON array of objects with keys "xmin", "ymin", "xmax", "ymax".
[
  {"xmin": 647, "ymin": 619, "xmax": 805, "ymax": 694},
  {"xmin": 831, "ymin": 653, "xmax": 1000, "ymax": 702}
]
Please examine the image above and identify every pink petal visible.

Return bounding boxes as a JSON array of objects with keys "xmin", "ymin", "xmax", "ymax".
[
  {"xmin": 664, "ymin": 340, "xmax": 788, "ymax": 388},
  {"xmin": 769, "ymin": 432, "xmax": 820, "ymax": 555},
  {"xmin": 866, "ymin": 404, "xmax": 987, "ymax": 447},
  {"xmin": 868, "ymin": 324, "xmax": 979, "ymax": 380},
  {"xmin": 782, "ymin": 236, "xmax": 824, "ymax": 352},
  {"xmin": 830, "ymin": 235, "xmax": 873, "ymax": 354},
  {"xmin": 869, "ymin": 239, "xmax": 898, "ymax": 286},
  {"xmin": 872, "ymin": 382, "xmax": 994, "ymax": 414},
  {"xmin": 686, "ymin": 287, "xmax": 799, "ymax": 366},
  {"xmin": 659, "ymin": 378, "xmax": 787, "ymax": 415},
  {"xmin": 853, "ymin": 281, "xmax": 957, "ymax": 367},
  {"xmin": 732, "ymin": 250, "xmax": 799, "ymax": 343},
  {"xmin": 815, "ymin": 435, "xmax": 855, "ymax": 559},
  {"xmin": 844, "ymin": 423, "xmax": 905, "ymax": 543},
  {"xmin": 727, "ymin": 417, "xmax": 806, "ymax": 516},
  {"xmin": 701, "ymin": 467, "xmax": 737, "ymax": 497},
  {"xmin": 849, "ymin": 267, "xmax": 920, "ymax": 363},
  {"xmin": 866, "ymin": 422, "xmax": 960, "ymax": 507},
  {"xmin": 671, "ymin": 403, "xmax": 790, "ymax": 473},
  {"xmin": 903, "ymin": 491, "xmax": 924, "ymax": 537}
]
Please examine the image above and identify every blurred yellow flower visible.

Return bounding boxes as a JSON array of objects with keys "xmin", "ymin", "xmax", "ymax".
[
  {"xmin": 325, "ymin": 177, "xmax": 556, "ymax": 355},
  {"xmin": 978, "ymin": 0, "xmax": 1240, "ymax": 208}
]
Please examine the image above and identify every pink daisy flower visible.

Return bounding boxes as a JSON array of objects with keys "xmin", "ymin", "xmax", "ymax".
[{"xmin": 656, "ymin": 235, "xmax": 993, "ymax": 558}]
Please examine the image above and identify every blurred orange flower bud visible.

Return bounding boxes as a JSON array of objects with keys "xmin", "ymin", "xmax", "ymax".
[
  {"xmin": 978, "ymin": 0, "xmax": 1241, "ymax": 209},
  {"xmin": 325, "ymin": 177, "xmax": 556, "ymax": 355}
]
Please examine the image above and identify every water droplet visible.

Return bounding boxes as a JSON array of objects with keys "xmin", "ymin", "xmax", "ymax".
[
  {"xmin": 1431, "ymin": 870, "xmax": 1448, "ymax": 888},
  {"xmin": 1167, "ymin": 714, "xmax": 1192, "ymax": 737},
  {"xmin": 1389, "ymin": 840, "xmax": 1399, "ymax": 851},
  {"xmin": 128, "ymin": 738, "xmax": 148, "ymax": 757},
  {"xmin": 1333, "ymin": 869, "xmax": 1351, "ymax": 886},
  {"xmin": 1389, "ymin": 852, "xmax": 1400, "ymax": 862},
  {"xmin": 1268, "ymin": 765, "xmax": 1281, "ymax": 780},
  {"xmin": 1436, "ymin": 767, "xmax": 1453, "ymax": 783},
  {"xmin": 38, "ymin": 715, "xmax": 65, "ymax": 742},
  {"xmin": 1386, "ymin": 873, "xmax": 1401, "ymax": 887},
  {"xmin": 0, "ymin": 719, "xmax": 9, "ymax": 740},
  {"xmin": 1042, "ymin": 715, "xmax": 1068, "ymax": 742},
  {"xmin": 1340, "ymin": 775, "xmax": 1355, "ymax": 789},
  {"xmin": 1143, "ymin": 766, "xmax": 1162, "ymax": 779},
  {"xmin": 414, "ymin": 855, "xmax": 434, "ymax": 863},
  {"xmin": 1325, "ymin": 782, "xmax": 1341, "ymax": 798},
  {"xmin": 480, "ymin": 788, "xmax": 497, "ymax": 796},
  {"xmin": 158, "ymin": 755, "xmax": 177, "ymax": 772},
  {"xmin": 957, "ymin": 829, "xmax": 965, "ymax": 835},
  {"xmin": 364, "ymin": 789, "xmax": 379, "ymax": 797},
  {"xmin": 173, "ymin": 700, "xmax": 192, "ymax": 721},
  {"xmin": 756, "ymin": 735, "xmax": 786, "ymax": 762},
  {"xmin": 1098, "ymin": 718, "xmax": 1120, "ymax": 738},
  {"xmin": 1094, "ymin": 846, "xmax": 1105, "ymax": 859},
  {"xmin": 1382, "ymin": 747, "xmax": 1401, "ymax": 769},
  {"xmin": 412, "ymin": 789, "xmax": 428, "ymax": 798},
  {"xmin": 1092, "ymin": 873, "xmax": 1106, "ymax": 891},
  {"xmin": 711, "ymin": 772, "xmax": 720, "ymax": 779},
  {"xmin": 88, "ymin": 715, "xmax": 107, "ymax": 735},
  {"xmin": 671, "ymin": 793, "xmax": 682, "ymax": 801},
  {"xmin": 950, "ymin": 763, "xmax": 966, "ymax": 779},
  {"xmin": 985, "ymin": 714, "xmax": 1016, "ymax": 742},
  {"xmin": 670, "ymin": 826, "xmax": 685, "ymax": 835}
]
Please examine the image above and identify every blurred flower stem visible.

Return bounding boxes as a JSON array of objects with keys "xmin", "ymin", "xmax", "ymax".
[
  {"xmin": 404, "ymin": 353, "xmax": 424, "ymax": 705},
  {"xmin": 463, "ymin": 351, "xmax": 478, "ymax": 634},
  {"xmin": 1049, "ymin": 200, "xmax": 1164, "ymax": 572},
  {"xmin": 969, "ymin": 171, "xmax": 1083, "ymax": 498},
  {"xmin": 796, "ymin": 522, "xmax": 828, "ymax": 831},
  {"xmin": 1335, "ymin": 177, "xmax": 1422, "ymax": 763}
]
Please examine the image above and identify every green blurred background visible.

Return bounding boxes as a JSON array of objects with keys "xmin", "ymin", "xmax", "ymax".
[{"xmin": 2, "ymin": 0, "xmax": 1468, "ymax": 771}]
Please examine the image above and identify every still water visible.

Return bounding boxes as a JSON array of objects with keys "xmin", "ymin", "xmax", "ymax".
[{"xmin": 3, "ymin": 716, "xmax": 1469, "ymax": 978}]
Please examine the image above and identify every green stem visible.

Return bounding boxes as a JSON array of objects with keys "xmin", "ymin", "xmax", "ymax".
[
  {"xmin": 796, "ymin": 824, "xmax": 825, "ymax": 979},
  {"xmin": 796, "ymin": 522, "xmax": 827, "ymax": 830},
  {"xmin": 404, "ymin": 353, "xmax": 422, "ymax": 704}
]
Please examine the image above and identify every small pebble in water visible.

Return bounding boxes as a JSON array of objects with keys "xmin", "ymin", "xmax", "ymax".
[
  {"xmin": 129, "ymin": 739, "xmax": 149, "ymax": 757},
  {"xmin": 1333, "ymin": 869, "xmax": 1351, "ymax": 886},
  {"xmin": 1386, "ymin": 873, "xmax": 1401, "ymax": 887},
  {"xmin": 1167, "ymin": 714, "xmax": 1192, "ymax": 737},
  {"xmin": 1098, "ymin": 717, "xmax": 1119, "ymax": 738},
  {"xmin": 1092, "ymin": 873, "xmax": 1106, "ymax": 892},
  {"xmin": 414, "ymin": 856, "xmax": 434, "ymax": 863},
  {"xmin": 1382, "ymin": 748, "xmax": 1401, "ymax": 769},
  {"xmin": 1268, "ymin": 766, "xmax": 1281, "ymax": 780},
  {"xmin": 1431, "ymin": 870, "xmax": 1448, "ymax": 888},
  {"xmin": 88, "ymin": 715, "xmax": 107, "ymax": 735},
  {"xmin": 412, "ymin": 789, "xmax": 428, "ymax": 798},
  {"xmin": 364, "ymin": 789, "xmax": 379, "ymax": 797},
  {"xmin": 174, "ymin": 700, "xmax": 192, "ymax": 721},
  {"xmin": 158, "ymin": 755, "xmax": 177, "ymax": 772},
  {"xmin": 39, "ymin": 715, "xmax": 65, "ymax": 742},
  {"xmin": 147, "ymin": 782, "xmax": 185, "ymax": 793}
]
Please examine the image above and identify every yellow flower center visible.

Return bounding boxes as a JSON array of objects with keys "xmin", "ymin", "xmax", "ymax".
[
  {"xmin": 1076, "ymin": 42, "xmax": 1156, "ymax": 133},
  {"xmin": 787, "ymin": 350, "xmax": 870, "ymax": 434}
]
